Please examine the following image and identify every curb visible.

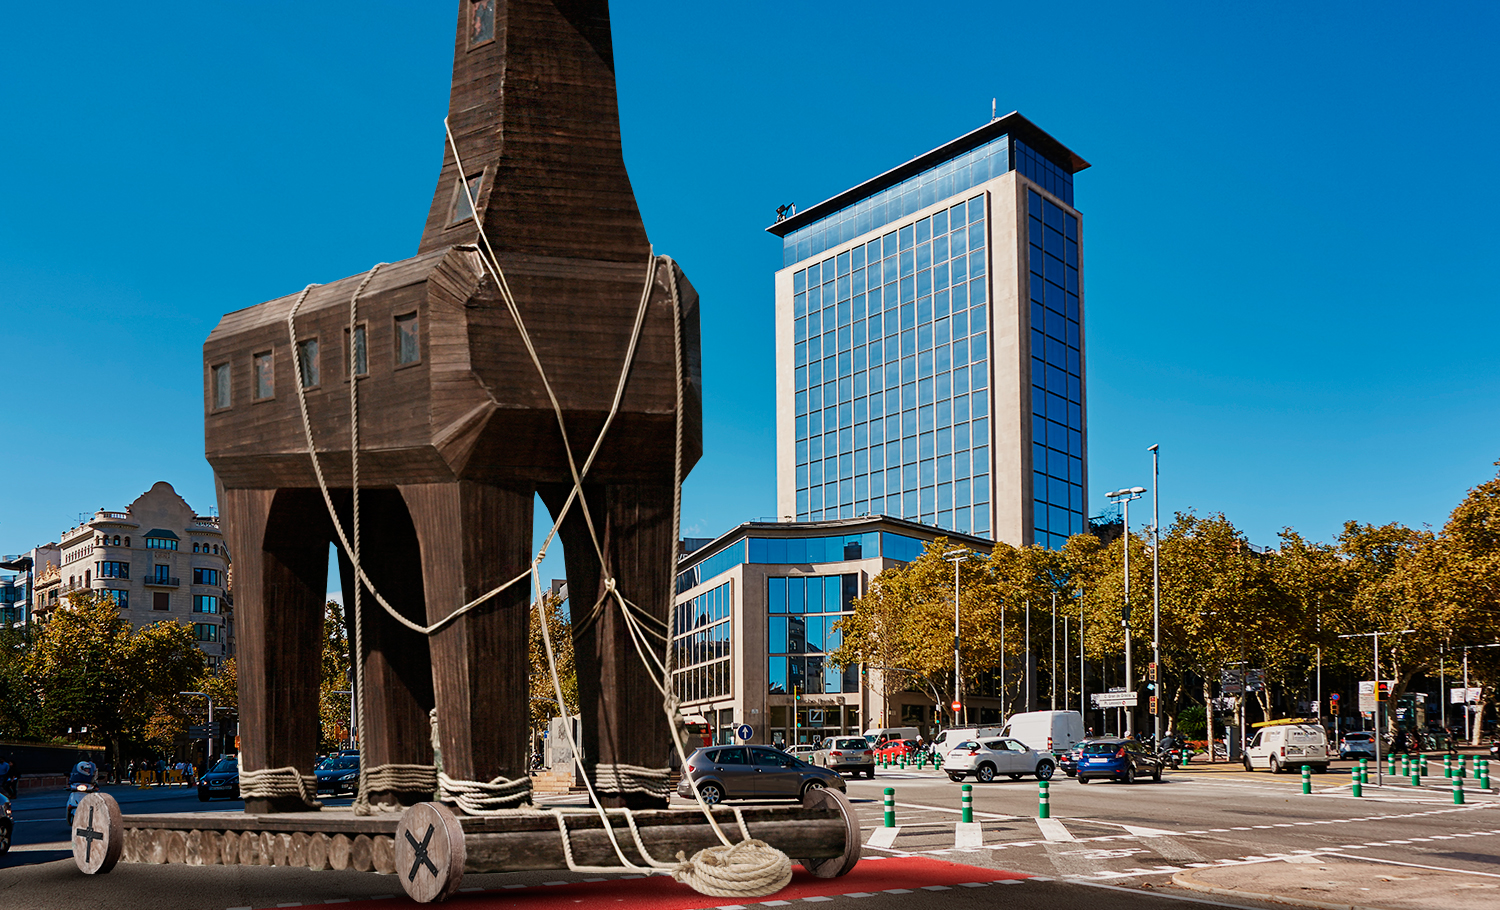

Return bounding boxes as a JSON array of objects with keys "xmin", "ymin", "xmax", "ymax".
[{"xmin": 1171, "ymin": 869, "xmax": 1392, "ymax": 910}]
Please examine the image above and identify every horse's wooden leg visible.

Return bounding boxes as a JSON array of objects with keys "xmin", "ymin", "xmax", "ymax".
[
  {"xmin": 540, "ymin": 481, "xmax": 674, "ymax": 810},
  {"xmin": 221, "ymin": 486, "xmax": 328, "ymax": 813},
  {"xmin": 335, "ymin": 489, "xmax": 435, "ymax": 808},
  {"xmin": 400, "ymin": 481, "xmax": 531, "ymax": 806}
]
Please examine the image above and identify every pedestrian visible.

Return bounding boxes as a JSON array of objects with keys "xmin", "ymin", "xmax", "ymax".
[
  {"xmin": 126, "ymin": 759, "xmax": 136, "ymax": 783},
  {"xmin": 156, "ymin": 757, "xmax": 167, "ymax": 786}
]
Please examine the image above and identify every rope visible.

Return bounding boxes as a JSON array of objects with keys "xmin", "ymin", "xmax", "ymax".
[
  {"xmin": 593, "ymin": 763, "xmax": 672, "ymax": 799},
  {"xmin": 670, "ymin": 839, "xmax": 794, "ymax": 898},
  {"xmin": 352, "ymin": 764, "xmax": 439, "ymax": 815},
  {"xmin": 239, "ymin": 767, "xmax": 319, "ymax": 806},
  {"xmin": 438, "ymin": 771, "xmax": 533, "ymax": 815}
]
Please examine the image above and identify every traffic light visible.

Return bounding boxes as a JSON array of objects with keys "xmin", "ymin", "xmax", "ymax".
[
  {"xmin": 1376, "ymin": 682, "xmax": 1389, "ymax": 702},
  {"xmin": 1148, "ymin": 662, "xmax": 1158, "ymax": 683},
  {"xmin": 1149, "ymin": 695, "xmax": 1158, "ymax": 715}
]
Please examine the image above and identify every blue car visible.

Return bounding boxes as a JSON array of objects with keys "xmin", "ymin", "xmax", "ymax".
[
  {"xmin": 197, "ymin": 756, "xmax": 240, "ymax": 802},
  {"xmin": 1076, "ymin": 737, "xmax": 1165, "ymax": 784}
]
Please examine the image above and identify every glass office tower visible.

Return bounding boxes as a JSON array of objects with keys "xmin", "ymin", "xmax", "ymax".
[{"xmin": 770, "ymin": 113, "xmax": 1089, "ymax": 547}]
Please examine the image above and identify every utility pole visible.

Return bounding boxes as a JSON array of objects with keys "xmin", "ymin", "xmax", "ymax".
[
  {"xmin": 1149, "ymin": 444, "xmax": 1160, "ymax": 746},
  {"xmin": 1107, "ymin": 487, "xmax": 1146, "ymax": 737},
  {"xmin": 1051, "ymin": 592, "xmax": 1058, "ymax": 709},
  {"xmin": 944, "ymin": 549, "xmax": 968, "ymax": 726}
]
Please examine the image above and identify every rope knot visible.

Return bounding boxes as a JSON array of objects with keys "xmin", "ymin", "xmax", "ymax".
[{"xmin": 670, "ymin": 839, "xmax": 793, "ymax": 897}]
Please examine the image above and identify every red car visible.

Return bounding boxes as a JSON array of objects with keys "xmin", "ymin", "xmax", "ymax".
[{"xmin": 874, "ymin": 740, "xmax": 920, "ymax": 761}]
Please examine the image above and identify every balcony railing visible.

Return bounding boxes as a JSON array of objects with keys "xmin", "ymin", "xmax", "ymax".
[{"xmin": 143, "ymin": 575, "xmax": 180, "ymax": 588}]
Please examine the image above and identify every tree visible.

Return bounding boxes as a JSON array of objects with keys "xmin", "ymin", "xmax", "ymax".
[
  {"xmin": 320, "ymin": 601, "xmax": 351, "ymax": 751},
  {"xmin": 529, "ymin": 590, "xmax": 577, "ymax": 745},
  {"xmin": 24, "ymin": 591, "xmax": 203, "ymax": 768},
  {"xmin": 831, "ymin": 537, "xmax": 1005, "ymax": 725}
]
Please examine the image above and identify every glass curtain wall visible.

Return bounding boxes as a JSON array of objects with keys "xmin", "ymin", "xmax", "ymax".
[
  {"xmin": 1027, "ymin": 188, "xmax": 1084, "ymax": 548},
  {"xmin": 671, "ymin": 581, "xmax": 732, "ymax": 703},
  {"xmin": 766, "ymin": 574, "xmax": 860, "ymax": 697},
  {"xmin": 793, "ymin": 195, "xmax": 992, "ymax": 536}
]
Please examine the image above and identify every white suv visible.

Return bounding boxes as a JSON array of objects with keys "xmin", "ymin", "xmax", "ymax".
[
  {"xmin": 944, "ymin": 737, "xmax": 1055, "ymax": 783},
  {"xmin": 1244, "ymin": 723, "xmax": 1330, "ymax": 773}
]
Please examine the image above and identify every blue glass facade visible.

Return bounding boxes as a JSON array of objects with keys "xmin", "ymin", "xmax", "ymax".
[
  {"xmin": 792, "ymin": 195, "xmax": 992, "ymax": 536},
  {"xmin": 672, "ymin": 580, "xmax": 732, "ymax": 702},
  {"xmin": 766, "ymin": 574, "xmax": 860, "ymax": 695},
  {"xmin": 1027, "ymin": 189, "xmax": 1084, "ymax": 548},
  {"xmin": 677, "ymin": 530, "xmax": 930, "ymax": 593}
]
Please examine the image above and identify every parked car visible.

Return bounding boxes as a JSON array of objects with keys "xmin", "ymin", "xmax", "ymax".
[
  {"xmin": 196, "ymin": 755, "xmax": 240, "ymax": 802},
  {"xmin": 863, "ymin": 727, "xmax": 921, "ymax": 749},
  {"xmin": 813, "ymin": 736, "xmax": 876, "ymax": 778},
  {"xmin": 1338, "ymin": 731, "xmax": 1377, "ymax": 760},
  {"xmin": 315, "ymin": 753, "xmax": 360, "ymax": 795},
  {"xmin": 786, "ymin": 744, "xmax": 819, "ymax": 761},
  {"xmin": 874, "ymin": 739, "xmax": 921, "ymax": 762},
  {"xmin": 929, "ymin": 726, "xmax": 1003, "ymax": 754},
  {"xmin": 943, "ymin": 737, "xmax": 1055, "ymax": 783},
  {"xmin": 1002, "ymin": 710, "xmax": 1085, "ymax": 758},
  {"xmin": 677, "ymin": 745, "xmax": 846, "ymax": 804},
  {"xmin": 1075, "ymin": 737, "xmax": 1164, "ymax": 784},
  {"xmin": 1059, "ymin": 742, "xmax": 1086, "ymax": 777},
  {"xmin": 1245, "ymin": 722, "xmax": 1329, "ymax": 773}
]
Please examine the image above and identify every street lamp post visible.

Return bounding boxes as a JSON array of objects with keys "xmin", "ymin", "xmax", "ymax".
[
  {"xmin": 179, "ymin": 690, "xmax": 215, "ymax": 764},
  {"xmin": 1337, "ymin": 629, "xmax": 1415, "ymax": 788},
  {"xmin": 1107, "ymin": 487, "xmax": 1146, "ymax": 737},
  {"xmin": 945, "ymin": 549, "xmax": 970, "ymax": 726},
  {"xmin": 1148, "ymin": 444, "xmax": 1160, "ymax": 746}
]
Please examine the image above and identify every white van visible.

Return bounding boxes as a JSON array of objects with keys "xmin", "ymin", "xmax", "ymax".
[
  {"xmin": 930, "ymin": 726, "xmax": 1003, "ymax": 753},
  {"xmin": 863, "ymin": 727, "xmax": 921, "ymax": 748},
  {"xmin": 1245, "ymin": 722, "xmax": 1329, "ymax": 773},
  {"xmin": 1002, "ymin": 710, "xmax": 1085, "ymax": 756}
]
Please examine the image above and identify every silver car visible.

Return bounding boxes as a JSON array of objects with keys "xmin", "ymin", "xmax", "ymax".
[
  {"xmin": 813, "ymin": 736, "xmax": 877, "ymax": 778},
  {"xmin": 677, "ymin": 745, "xmax": 847, "ymax": 804}
]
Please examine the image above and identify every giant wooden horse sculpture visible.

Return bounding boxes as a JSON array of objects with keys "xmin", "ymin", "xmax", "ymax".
[{"xmin": 204, "ymin": 0, "xmax": 701, "ymax": 814}]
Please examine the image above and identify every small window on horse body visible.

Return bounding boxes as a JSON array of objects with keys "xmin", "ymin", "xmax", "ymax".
[
  {"xmin": 395, "ymin": 313, "xmax": 420, "ymax": 366},
  {"xmin": 449, "ymin": 172, "xmax": 484, "ymax": 225}
]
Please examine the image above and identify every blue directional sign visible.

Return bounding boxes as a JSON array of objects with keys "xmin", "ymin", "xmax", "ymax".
[{"xmin": 736, "ymin": 724, "xmax": 753, "ymax": 741}]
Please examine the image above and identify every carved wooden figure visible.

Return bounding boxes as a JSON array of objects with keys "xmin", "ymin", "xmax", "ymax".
[{"xmin": 204, "ymin": 0, "xmax": 701, "ymax": 814}]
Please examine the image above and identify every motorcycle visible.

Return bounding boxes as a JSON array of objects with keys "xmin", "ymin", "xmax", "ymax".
[
  {"xmin": 65, "ymin": 760, "xmax": 98, "ymax": 824},
  {"xmin": 0, "ymin": 760, "xmax": 18, "ymax": 800}
]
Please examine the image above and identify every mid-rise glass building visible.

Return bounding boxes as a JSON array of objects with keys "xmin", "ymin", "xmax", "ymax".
[{"xmin": 769, "ymin": 113, "xmax": 1089, "ymax": 548}]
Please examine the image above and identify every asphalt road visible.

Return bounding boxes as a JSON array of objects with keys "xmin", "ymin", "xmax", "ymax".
[{"xmin": 1, "ymin": 759, "xmax": 1494, "ymax": 910}]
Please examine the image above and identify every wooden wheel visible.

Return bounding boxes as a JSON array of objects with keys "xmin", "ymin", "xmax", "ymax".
[
  {"xmin": 395, "ymin": 802, "xmax": 466, "ymax": 903},
  {"xmin": 70, "ymin": 792, "xmax": 123, "ymax": 875},
  {"xmin": 798, "ymin": 786, "xmax": 860, "ymax": 879}
]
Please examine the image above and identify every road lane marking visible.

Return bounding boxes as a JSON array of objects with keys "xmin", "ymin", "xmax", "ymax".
[{"xmin": 1036, "ymin": 818, "xmax": 1075, "ymax": 842}]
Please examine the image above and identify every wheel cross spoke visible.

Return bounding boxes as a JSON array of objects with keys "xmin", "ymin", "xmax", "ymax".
[
  {"xmin": 75, "ymin": 805, "xmax": 104, "ymax": 863},
  {"xmin": 404, "ymin": 823, "xmax": 439, "ymax": 882}
]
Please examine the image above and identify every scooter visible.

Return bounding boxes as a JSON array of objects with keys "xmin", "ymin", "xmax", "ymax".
[
  {"xmin": 0, "ymin": 759, "xmax": 18, "ymax": 799},
  {"xmin": 65, "ymin": 760, "xmax": 98, "ymax": 824}
]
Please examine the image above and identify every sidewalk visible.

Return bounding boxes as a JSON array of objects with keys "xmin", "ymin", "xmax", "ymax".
[{"xmin": 1173, "ymin": 855, "xmax": 1500, "ymax": 910}]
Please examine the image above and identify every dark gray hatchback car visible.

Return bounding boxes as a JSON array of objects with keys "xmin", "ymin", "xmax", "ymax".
[{"xmin": 677, "ymin": 745, "xmax": 847, "ymax": 804}]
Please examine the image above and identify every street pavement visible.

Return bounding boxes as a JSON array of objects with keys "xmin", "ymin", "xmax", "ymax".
[{"xmin": 0, "ymin": 757, "xmax": 1494, "ymax": 910}]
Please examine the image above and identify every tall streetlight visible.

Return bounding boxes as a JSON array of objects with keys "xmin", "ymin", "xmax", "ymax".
[
  {"xmin": 1106, "ymin": 487, "xmax": 1146, "ymax": 737},
  {"xmin": 944, "ymin": 548, "xmax": 972, "ymax": 726},
  {"xmin": 1148, "ymin": 444, "xmax": 1160, "ymax": 746},
  {"xmin": 1337, "ymin": 628, "xmax": 1414, "ymax": 788}
]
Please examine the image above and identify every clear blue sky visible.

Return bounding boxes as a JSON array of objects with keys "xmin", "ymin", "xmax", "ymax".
[{"xmin": 3, "ymin": 2, "xmax": 1497, "ymax": 595}]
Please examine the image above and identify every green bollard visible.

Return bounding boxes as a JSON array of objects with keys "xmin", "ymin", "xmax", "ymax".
[
  {"xmin": 1460, "ymin": 756, "xmax": 1469, "ymax": 779},
  {"xmin": 961, "ymin": 784, "xmax": 973, "ymax": 823},
  {"xmin": 1351, "ymin": 766, "xmax": 1362, "ymax": 798},
  {"xmin": 1411, "ymin": 760, "xmax": 1421, "ymax": 787},
  {"xmin": 1421, "ymin": 753, "xmax": 1429, "ymax": 776},
  {"xmin": 1038, "ymin": 779, "xmax": 1051, "ymax": 819},
  {"xmin": 1453, "ymin": 774, "xmax": 1464, "ymax": 805},
  {"xmin": 1444, "ymin": 755, "xmax": 1453, "ymax": 778},
  {"xmin": 883, "ymin": 787, "xmax": 895, "ymax": 827},
  {"xmin": 1479, "ymin": 759, "xmax": 1490, "ymax": 791},
  {"xmin": 1359, "ymin": 758, "xmax": 1368, "ymax": 784},
  {"xmin": 1302, "ymin": 764, "xmax": 1312, "ymax": 794}
]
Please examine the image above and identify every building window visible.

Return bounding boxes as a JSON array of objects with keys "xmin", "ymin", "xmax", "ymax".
[
  {"xmin": 468, "ymin": 0, "xmax": 495, "ymax": 47},
  {"xmin": 145, "ymin": 536, "xmax": 178, "ymax": 551},
  {"xmin": 103, "ymin": 590, "xmax": 128, "ymax": 610},
  {"xmin": 194, "ymin": 622, "xmax": 219, "ymax": 643},
  {"xmin": 395, "ymin": 312, "xmax": 420, "ymax": 365},
  {"xmin": 449, "ymin": 171, "xmax": 485, "ymax": 225},
  {"xmin": 253, "ymin": 350, "xmax": 274, "ymax": 399},
  {"xmin": 766, "ymin": 574, "xmax": 860, "ymax": 697},
  {"xmin": 153, "ymin": 592, "xmax": 170, "ymax": 611},
  {"xmin": 96, "ymin": 561, "xmax": 129, "ymax": 579},
  {"xmin": 193, "ymin": 567, "xmax": 221, "ymax": 586},
  {"xmin": 296, "ymin": 338, "xmax": 320, "ymax": 388},
  {"xmin": 670, "ymin": 580, "xmax": 733, "ymax": 704},
  {"xmin": 212, "ymin": 362, "xmax": 231, "ymax": 410},
  {"xmin": 193, "ymin": 595, "xmax": 219, "ymax": 614},
  {"xmin": 345, "ymin": 325, "xmax": 368, "ymax": 377}
]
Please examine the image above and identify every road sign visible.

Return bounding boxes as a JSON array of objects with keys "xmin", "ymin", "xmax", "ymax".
[
  {"xmin": 1091, "ymin": 691, "xmax": 1139, "ymax": 708},
  {"xmin": 1450, "ymin": 687, "xmax": 1482, "ymax": 705},
  {"xmin": 951, "ymin": 700, "xmax": 962, "ymax": 711},
  {"xmin": 187, "ymin": 723, "xmax": 220, "ymax": 738},
  {"xmin": 735, "ymin": 723, "xmax": 753, "ymax": 741}
]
